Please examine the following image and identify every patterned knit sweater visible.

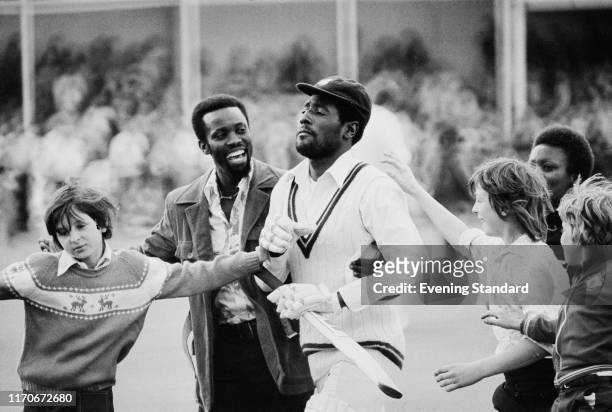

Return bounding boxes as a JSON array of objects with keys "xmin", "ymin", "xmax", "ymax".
[{"xmin": 0, "ymin": 249, "xmax": 260, "ymax": 390}]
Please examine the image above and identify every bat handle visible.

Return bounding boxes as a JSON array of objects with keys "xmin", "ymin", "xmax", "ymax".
[
  {"xmin": 257, "ymin": 267, "xmax": 284, "ymax": 289},
  {"xmin": 281, "ymin": 320, "xmax": 298, "ymax": 339},
  {"xmin": 257, "ymin": 267, "xmax": 298, "ymax": 339}
]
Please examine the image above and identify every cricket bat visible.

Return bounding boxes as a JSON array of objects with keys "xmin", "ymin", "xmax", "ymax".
[{"xmin": 257, "ymin": 268, "xmax": 403, "ymax": 399}]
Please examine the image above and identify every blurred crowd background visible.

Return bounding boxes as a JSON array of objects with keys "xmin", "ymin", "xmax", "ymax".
[{"xmin": 1, "ymin": 0, "xmax": 612, "ymax": 242}]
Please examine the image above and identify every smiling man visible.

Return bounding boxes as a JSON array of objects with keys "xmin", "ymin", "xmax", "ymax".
[{"xmin": 140, "ymin": 95, "xmax": 312, "ymax": 412}]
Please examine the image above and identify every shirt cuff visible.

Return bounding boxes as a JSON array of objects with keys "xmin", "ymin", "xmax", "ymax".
[
  {"xmin": 330, "ymin": 289, "xmax": 342, "ymax": 312},
  {"xmin": 337, "ymin": 279, "xmax": 365, "ymax": 311},
  {"xmin": 521, "ymin": 315, "xmax": 532, "ymax": 336}
]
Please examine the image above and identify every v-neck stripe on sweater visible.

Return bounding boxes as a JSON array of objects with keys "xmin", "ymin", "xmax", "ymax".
[{"xmin": 287, "ymin": 162, "xmax": 367, "ymax": 259}]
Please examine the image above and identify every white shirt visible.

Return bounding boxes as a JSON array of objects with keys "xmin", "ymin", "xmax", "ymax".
[
  {"xmin": 266, "ymin": 151, "xmax": 423, "ymax": 304},
  {"xmin": 57, "ymin": 241, "xmax": 112, "ymax": 276},
  {"xmin": 296, "ymin": 150, "xmax": 361, "ymax": 225},
  {"xmin": 459, "ymin": 228, "xmax": 567, "ymax": 354},
  {"xmin": 204, "ymin": 163, "xmax": 256, "ymax": 325},
  {"xmin": 262, "ymin": 151, "xmax": 423, "ymax": 360}
]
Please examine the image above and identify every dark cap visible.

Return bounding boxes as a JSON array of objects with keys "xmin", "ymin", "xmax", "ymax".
[{"xmin": 296, "ymin": 76, "xmax": 372, "ymax": 126}]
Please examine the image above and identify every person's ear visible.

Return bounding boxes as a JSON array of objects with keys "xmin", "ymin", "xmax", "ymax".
[
  {"xmin": 198, "ymin": 140, "xmax": 210, "ymax": 154},
  {"xmin": 343, "ymin": 122, "xmax": 358, "ymax": 141}
]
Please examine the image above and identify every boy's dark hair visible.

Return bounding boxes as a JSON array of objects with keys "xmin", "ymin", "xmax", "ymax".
[
  {"xmin": 469, "ymin": 158, "xmax": 552, "ymax": 241},
  {"xmin": 44, "ymin": 184, "xmax": 116, "ymax": 249},
  {"xmin": 532, "ymin": 125, "xmax": 594, "ymax": 181},
  {"xmin": 191, "ymin": 94, "xmax": 249, "ymax": 144}
]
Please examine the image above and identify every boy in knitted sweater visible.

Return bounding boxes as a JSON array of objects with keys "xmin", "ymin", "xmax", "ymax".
[{"xmin": 0, "ymin": 184, "xmax": 292, "ymax": 412}]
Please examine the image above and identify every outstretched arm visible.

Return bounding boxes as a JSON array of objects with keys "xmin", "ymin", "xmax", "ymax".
[
  {"xmin": 481, "ymin": 309, "xmax": 523, "ymax": 331},
  {"xmin": 1, "ymin": 267, "xmax": 16, "ymax": 299},
  {"xmin": 434, "ymin": 339, "xmax": 547, "ymax": 392},
  {"xmin": 483, "ymin": 309, "xmax": 558, "ymax": 344},
  {"xmin": 159, "ymin": 222, "xmax": 295, "ymax": 298},
  {"xmin": 1, "ymin": 261, "xmax": 30, "ymax": 300},
  {"xmin": 158, "ymin": 249, "xmax": 264, "ymax": 298},
  {"xmin": 381, "ymin": 153, "xmax": 469, "ymax": 245}
]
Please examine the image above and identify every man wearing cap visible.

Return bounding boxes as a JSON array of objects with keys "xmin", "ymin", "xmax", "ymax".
[{"xmin": 260, "ymin": 76, "xmax": 423, "ymax": 411}]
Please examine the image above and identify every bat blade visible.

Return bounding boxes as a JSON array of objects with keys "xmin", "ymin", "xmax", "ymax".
[
  {"xmin": 256, "ymin": 268, "xmax": 403, "ymax": 399},
  {"xmin": 302, "ymin": 311, "xmax": 403, "ymax": 399}
]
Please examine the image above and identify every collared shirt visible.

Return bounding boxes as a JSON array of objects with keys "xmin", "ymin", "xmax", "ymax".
[
  {"xmin": 57, "ymin": 241, "xmax": 113, "ymax": 276},
  {"xmin": 262, "ymin": 149, "xmax": 421, "ymax": 362},
  {"xmin": 204, "ymin": 162, "xmax": 256, "ymax": 325},
  {"xmin": 265, "ymin": 150, "xmax": 423, "ymax": 307},
  {"xmin": 459, "ymin": 228, "xmax": 567, "ymax": 354},
  {"xmin": 292, "ymin": 149, "xmax": 357, "ymax": 226}
]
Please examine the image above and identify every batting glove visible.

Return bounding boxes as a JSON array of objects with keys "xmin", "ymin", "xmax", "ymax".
[
  {"xmin": 260, "ymin": 215, "xmax": 314, "ymax": 257},
  {"xmin": 268, "ymin": 283, "xmax": 342, "ymax": 319}
]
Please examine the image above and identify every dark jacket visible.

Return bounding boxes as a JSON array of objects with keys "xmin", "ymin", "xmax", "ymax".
[
  {"xmin": 524, "ymin": 251, "xmax": 612, "ymax": 387},
  {"xmin": 140, "ymin": 159, "xmax": 312, "ymax": 411}
]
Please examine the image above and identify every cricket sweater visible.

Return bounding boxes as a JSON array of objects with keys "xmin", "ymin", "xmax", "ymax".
[
  {"xmin": 0, "ymin": 249, "xmax": 260, "ymax": 390},
  {"xmin": 265, "ymin": 152, "xmax": 423, "ymax": 370}
]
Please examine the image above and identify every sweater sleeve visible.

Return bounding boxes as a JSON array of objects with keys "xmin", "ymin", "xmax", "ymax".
[
  {"xmin": 523, "ymin": 313, "xmax": 558, "ymax": 344},
  {"xmin": 154, "ymin": 251, "xmax": 262, "ymax": 299},
  {"xmin": 0, "ymin": 261, "xmax": 27, "ymax": 300}
]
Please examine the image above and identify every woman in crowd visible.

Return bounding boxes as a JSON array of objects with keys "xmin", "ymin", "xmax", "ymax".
[{"xmin": 528, "ymin": 125, "xmax": 594, "ymax": 249}]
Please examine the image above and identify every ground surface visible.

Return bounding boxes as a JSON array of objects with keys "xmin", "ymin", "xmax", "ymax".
[{"xmin": 0, "ymin": 218, "xmax": 501, "ymax": 411}]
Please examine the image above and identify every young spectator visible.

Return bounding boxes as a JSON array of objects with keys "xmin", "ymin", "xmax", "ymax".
[
  {"xmin": 483, "ymin": 175, "xmax": 612, "ymax": 412},
  {"xmin": 383, "ymin": 155, "xmax": 569, "ymax": 412},
  {"xmin": 0, "ymin": 184, "xmax": 291, "ymax": 412}
]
